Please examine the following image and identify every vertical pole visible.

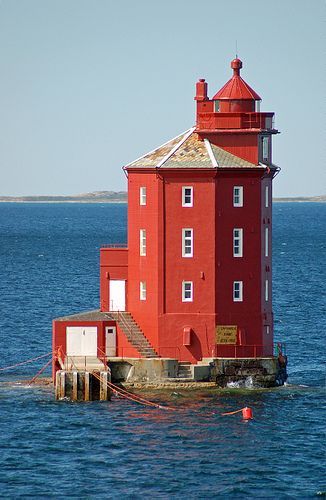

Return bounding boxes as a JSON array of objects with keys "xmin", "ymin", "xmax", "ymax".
[
  {"xmin": 84, "ymin": 372, "xmax": 90, "ymax": 401},
  {"xmin": 100, "ymin": 372, "xmax": 108, "ymax": 401},
  {"xmin": 60, "ymin": 371, "xmax": 65, "ymax": 399},
  {"xmin": 72, "ymin": 371, "xmax": 78, "ymax": 401},
  {"xmin": 55, "ymin": 371, "xmax": 65, "ymax": 400}
]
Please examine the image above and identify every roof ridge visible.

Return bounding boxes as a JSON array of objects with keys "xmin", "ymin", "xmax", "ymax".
[
  {"xmin": 123, "ymin": 128, "xmax": 193, "ymax": 169},
  {"xmin": 156, "ymin": 127, "xmax": 195, "ymax": 168},
  {"xmin": 204, "ymin": 139, "xmax": 219, "ymax": 167}
]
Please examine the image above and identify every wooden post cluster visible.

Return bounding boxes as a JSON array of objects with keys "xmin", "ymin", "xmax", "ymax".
[{"xmin": 55, "ymin": 370, "xmax": 111, "ymax": 401}]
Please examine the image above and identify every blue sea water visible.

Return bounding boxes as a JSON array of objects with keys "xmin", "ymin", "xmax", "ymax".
[{"xmin": 0, "ymin": 202, "xmax": 325, "ymax": 498}]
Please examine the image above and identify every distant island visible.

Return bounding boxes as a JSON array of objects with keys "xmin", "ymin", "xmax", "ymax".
[
  {"xmin": 273, "ymin": 195, "xmax": 325, "ymax": 202},
  {"xmin": 0, "ymin": 191, "xmax": 325, "ymax": 203},
  {"xmin": 0, "ymin": 191, "xmax": 127, "ymax": 203}
]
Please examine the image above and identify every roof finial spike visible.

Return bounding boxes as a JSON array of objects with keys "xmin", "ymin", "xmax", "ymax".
[{"xmin": 235, "ymin": 40, "xmax": 238, "ymax": 59}]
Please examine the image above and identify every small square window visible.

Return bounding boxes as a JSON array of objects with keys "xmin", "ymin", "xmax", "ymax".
[
  {"xmin": 182, "ymin": 281, "xmax": 193, "ymax": 302},
  {"xmin": 233, "ymin": 281, "xmax": 243, "ymax": 302},
  {"xmin": 140, "ymin": 229, "xmax": 146, "ymax": 256},
  {"xmin": 140, "ymin": 187, "xmax": 147, "ymax": 206},
  {"xmin": 233, "ymin": 186, "xmax": 243, "ymax": 207},
  {"xmin": 182, "ymin": 228, "xmax": 193, "ymax": 257},
  {"xmin": 182, "ymin": 186, "xmax": 193, "ymax": 207},
  {"xmin": 233, "ymin": 228, "xmax": 243, "ymax": 257},
  {"xmin": 140, "ymin": 281, "xmax": 146, "ymax": 301}
]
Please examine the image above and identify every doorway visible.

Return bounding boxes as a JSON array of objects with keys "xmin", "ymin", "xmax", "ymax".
[
  {"xmin": 105, "ymin": 326, "xmax": 117, "ymax": 357},
  {"xmin": 109, "ymin": 280, "xmax": 126, "ymax": 311}
]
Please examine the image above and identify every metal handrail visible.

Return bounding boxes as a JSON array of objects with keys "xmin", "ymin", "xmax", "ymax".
[
  {"xmin": 208, "ymin": 342, "xmax": 286, "ymax": 358},
  {"xmin": 101, "ymin": 243, "xmax": 128, "ymax": 248},
  {"xmin": 63, "ymin": 354, "xmax": 111, "ymax": 372},
  {"xmin": 113, "ymin": 312, "xmax": 158, "ymax": 357},
  {"xmin": 117, "ymin": 312, "xmax": 136, "ymax": 341}
]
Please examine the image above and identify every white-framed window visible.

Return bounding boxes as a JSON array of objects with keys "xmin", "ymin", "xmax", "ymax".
[
  {"xmin": 233, "ymin": 186, "xmax": 243, "ymax": 207},
  {"xmin": 266, "ymin": 325, "xmax": 270, "ymax": 335},
  {"xmin": 182, "ymin": 228, "xmax": 193, "ymax": 257},
  {"xmin": 233, "ymin": 281, "xmax": 243, "ymax": 302},
  {"xmin": 265, "ymin": 185, "xmax": 269, "ymax": 208},
  {"xmin": 233, "ymin": 228, "xmax": 243, "ymax": 257},
  {"xmin": 182, "ymin": 186, "xmax": 193, "ymax": 207},
  {"xmin": 265, "ymin": 279, "xmax": 269, "ymax": 302},
  {"xmin": 262, "ymin": 136, "xmax": 269, "ymax": 162},
  {"xmin": 265, "ymin": 227, "xmax": 269, "ymax": 257},
  {"xmin": 140, "ymin": 281, "xmax": 146, "ymax": 301},
  {"xmin": 182, "ymin": 281, "xmax": 193, "ymax": 302},
  {"xmin": 140, "ymin": 229, "xmax": 146, "ymax": 256},
  {"xmin": 140, "ymin": 187, "xmax": 146, "ymax": 206}
]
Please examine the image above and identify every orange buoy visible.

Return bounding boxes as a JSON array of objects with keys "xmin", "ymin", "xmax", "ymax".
[{"xmin": 242, "ymin": 407, "xmax": 253, "ymax": 420}]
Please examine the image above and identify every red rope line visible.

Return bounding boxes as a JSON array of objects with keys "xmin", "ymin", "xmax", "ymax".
[
  {"xmin": 28, "ymin": 358, "xmax": 53, "ymax": 385},
  {"xmin": 92, "ymin": 371, "xmax": 175, "ymax": 411},
  {"xmin": 221, "ymin": 408, "xmax": 245, "ymax": 416},
  {"xmin": 0, "ymin": 351, "xmax": 53, "ymax": 372}
]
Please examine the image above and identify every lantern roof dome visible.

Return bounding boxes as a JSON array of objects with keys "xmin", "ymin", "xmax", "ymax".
[{"xmin": 213, "ymin": 58, "xmax": 261, "ymax": 101}]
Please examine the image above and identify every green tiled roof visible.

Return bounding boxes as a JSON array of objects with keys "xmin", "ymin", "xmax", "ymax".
[
  {"xmin": 125, "ymin": 128, "xmax": 260, "ymax": 169},
  {"xmin": 210, "ymin": 143, "xmax": 257, "ymax": 168}
]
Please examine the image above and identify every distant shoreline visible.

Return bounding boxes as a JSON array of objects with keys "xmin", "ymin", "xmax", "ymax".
[
  {"xmin": 0, "ymin": 200, "xmax": 128, "ymax": 203},
  {"xmin": 0, "ymin": 191, "xmax": 325, "ymax": 203}
]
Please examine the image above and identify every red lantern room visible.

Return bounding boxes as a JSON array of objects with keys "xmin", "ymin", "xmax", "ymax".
[{"xmin": 53, "ymin": 58, "xmax": 280, "ymax": 378}]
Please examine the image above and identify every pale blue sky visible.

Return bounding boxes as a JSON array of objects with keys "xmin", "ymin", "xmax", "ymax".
[{"xmin": 0, "ymin": 0, "xmax": 325, "ymax": 197}]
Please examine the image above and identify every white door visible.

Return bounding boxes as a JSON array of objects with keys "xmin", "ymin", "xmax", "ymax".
[
  {"xmin": 109, "ymin": 280, "xmax": 126, "ymax": 311},
  {"xmin": 66, "ymin": 326, "xmax": 98, "ymax": 356},
  {"xmin": 105, "ymin": 327, "xmax": 117, "ymax": 357}
]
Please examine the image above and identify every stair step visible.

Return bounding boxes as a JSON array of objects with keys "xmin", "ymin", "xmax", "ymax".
[
  {"xmin": 168, "ymin": 377, "xmax": 194, "ymax": 382},
  {"xmin": 115, "ymin": 312, "xmax": 158, "ymax": 358}
]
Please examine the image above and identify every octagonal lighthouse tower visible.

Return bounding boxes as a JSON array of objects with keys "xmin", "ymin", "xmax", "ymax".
[{"xmin": 53, "ymin": 58, "xmax": 286, "ymax": 387}]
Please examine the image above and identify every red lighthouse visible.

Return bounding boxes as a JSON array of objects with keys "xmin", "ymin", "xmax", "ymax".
[{"xmin": 53, "ymin": 58, "xmax": 285, "ymax": 385}]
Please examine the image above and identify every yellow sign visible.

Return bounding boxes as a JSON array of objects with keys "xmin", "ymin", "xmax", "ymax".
[{"xmin": 216, "ymin": 325, "xmax": 237, "ymax": 344}]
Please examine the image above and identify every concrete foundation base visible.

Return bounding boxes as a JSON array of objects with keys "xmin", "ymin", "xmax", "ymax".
[
  {"xmin": 107, "ymin": 356, "xmax": 287, "ymax": 388},
  {"xmin": 208, "ymin": 356, "xmax": 288, "ymax": 387},
  {"xmin": 108, "ymin": 358, "xmax": 178, "ymax": 382},
  {"xmin": 55, "ymin": 370, "xmax": 111, "ymax": 401}
]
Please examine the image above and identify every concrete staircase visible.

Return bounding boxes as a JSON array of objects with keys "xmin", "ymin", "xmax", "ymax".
[
  {"xmin": 111, "ymin": 311, "xmax": 158, "ymax": 358},
  {"xmin": 177, "ymin": 361, "xmax": 193, "ymax": 380}
]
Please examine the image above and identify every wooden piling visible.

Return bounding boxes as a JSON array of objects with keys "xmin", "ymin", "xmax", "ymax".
[{"xmin": 55, "ymin": 370, "xmax": 111, "ymax": 401}]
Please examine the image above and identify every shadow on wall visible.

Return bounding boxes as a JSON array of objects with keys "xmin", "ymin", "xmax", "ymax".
[
  {"xmin": 185, "ymin": 329, "xmax": 203, "ymax": 361},
  {"xmin": 109, "ymin": 361, "xmax": 133, "ymax": 382}
]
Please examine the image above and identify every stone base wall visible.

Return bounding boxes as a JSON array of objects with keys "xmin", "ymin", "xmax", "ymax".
[
  {"xmin": 210, "ymin": 357, "xmax": 288, "ymax": 388},
  {"xmin": 109, "ymin": 358, "xmax": 178, "ymax": 383},
  {"xmin": 107, "ymin": 356, "xmax": 287, "ymax": 387}
]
